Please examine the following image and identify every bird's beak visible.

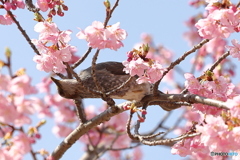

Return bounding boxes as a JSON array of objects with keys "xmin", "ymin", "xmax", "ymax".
[{"xmin": 51, "ymin": 77, "xmax": 61, "ymax": 87}]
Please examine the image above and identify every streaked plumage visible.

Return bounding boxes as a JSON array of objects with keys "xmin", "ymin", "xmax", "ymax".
[{"xmin": 51, "ymin": 62, "xmax": 152, "ymax": 101}]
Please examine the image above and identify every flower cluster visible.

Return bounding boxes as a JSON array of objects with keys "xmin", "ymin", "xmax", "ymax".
[
  {"xmin": 0, "ymin": 73, "xmax": 49, "ymax": 159},
  {"xmin": 226, "ymin": 39, "xmax": 240, "ymax": 61},
  {"xmin": 184, "ymin": 72, "xmax": 236, "ymax": 115},
  {"xmin": 76, "ymin": 21, "xmax": 127, "ymax": 50},
  {"xmin": 78, "ymin": 104, "xmax": 142, "ymax": 159},
  {"xmin": 0, "ymin": 0, "xmax": 24, "ymax": 25},
  {"xmin": 32, "ymin": 21, "xmax": 76, "ymax": 73},
  {"xmin": 36, "ymin": 0, "xmax": 68, "ymax": 17},
  {"xmin": 2, "ymin": 0, "xmax": 25, "ymax": 11},
  {"xmin": 195, "ymin": 3, "xmax": 240, "ymax": 39},
  {"xmin": 123, "ymin": 44, "xmax": 166, "ymax": 84},
  {"xmin": 0, "ymin": 14, "xmax": 14, "ymax": 25},
  {"xmin": 172, "ymin": 110, "xmax": 240, "ymax": 160}
]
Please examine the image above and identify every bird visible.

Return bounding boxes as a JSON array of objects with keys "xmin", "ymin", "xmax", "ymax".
[
  {"xmin": 51, "ymin": 61, "xmax": 152, "ymax": 101},
  {"xmin": 51, "ymin": 61, "xmax": 180, "ymax": 111}
]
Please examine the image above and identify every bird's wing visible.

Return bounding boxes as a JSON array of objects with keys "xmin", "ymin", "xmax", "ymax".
[{"xmin": 80, "ymin": 61, "xmax": 127, "ymax": 76}]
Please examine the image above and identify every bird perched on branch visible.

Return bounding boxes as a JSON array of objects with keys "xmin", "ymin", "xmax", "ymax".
[
  {"xmin": 51, "ymin": 61, "xmax": 152, "ymax": 100},
  {"xmin": 51, "ymin": 61, "xmax": 178, "ymax": 111}
]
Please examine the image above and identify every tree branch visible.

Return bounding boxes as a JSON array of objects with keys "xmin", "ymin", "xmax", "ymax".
[
  {"xmin": 140, "ymin": 93, "xmax": 229, "ymax": 110},
  {"xmin": 153, "ymin": 39, "xmax": 210, "ymax": 94},
  {"xmin": 51, "ymin": 101, "xmax": 129, "ymax": 160},
  {"xmin": 7, "ymin": 10, "xmax": 40, "ymax": 55},
  {"xmin": 72, "ymin": 47, "xmax": 92, "ymax": 69}
]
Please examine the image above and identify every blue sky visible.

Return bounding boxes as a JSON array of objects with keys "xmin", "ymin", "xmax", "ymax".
[{"xmin": 0, "ymin": 0, "xmax": 207, "ymax": 159}]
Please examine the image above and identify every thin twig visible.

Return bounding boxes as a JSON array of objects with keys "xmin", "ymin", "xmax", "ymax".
[
  {"xmin": 74, "ymin": 99, "xmax": 87, "ymax": 123},
  {"xmin": 64, "ymin": 62, "xmax": 73, "ymax": 79},
  {"xmin": 153, "ymin": 39, "xmax": 210, "ymax": 95},
  {"xmin": 209, "ymin": 51, "xmax": 230, "ymax": 72},
  {"xmin": 126, "ymin": 111, "xmax": 137, "ymax": 140},
  {"xmin": 91, "ymin": 49, "xmax": 104, "ymax": 93},
  {"xmin": 181, "ymin": 51, "xmax": 230, "ymax": 94},
  {"xmin": 6, "ymin": 10, "xmax": 40, "ymax": 55},
  {"xmin": 25, "ymin": 0, "xmax": 40, "ymax": 12},
  {"xmin": 108, "ymin": 143, "xmax": 141, "ymax": 151},
  {"xmin": 103, "ymin": 0, "xmax": 120, "ymax": 28},
  {"xmin": 30, "ymin": 149, "xmax": 37, "ymax": 160},
  {"xmin": 91, "ymin": 50, "xmax": 115, "ymax": 106},
  {"xmin": 145, "ymin": 111, "xmax": 172, "ymax": 135},
  {"xmin": 67, "ymin": 64, "xmax": 101, "ymax": 96},
  {"xmin": 72, "ymin": 47, "xmax": 92, "ymax": 69},
  {"xmin": 106, "ymin": 76, "xmax": 133, "ymax": 95}
]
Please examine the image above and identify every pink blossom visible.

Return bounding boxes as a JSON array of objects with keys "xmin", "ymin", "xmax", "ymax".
[
  {"xmin": 0, "ymin": 94, "xmax": 20, "ymax": 124},
  {"xmin": 227, "ymin": 95, "xmax": 240, "ymax": 119},
  {"xmin": 36, "ymin": 77, "xmax": 52, "ymax": 93},
  {"xmin": 122, "ymin": 58, "xmax": 149, "ymax": 77},
  {"xmin": 146, "ymin": 62, "xmax": 165, "ymax": 83},
  {"xmin": 58, "ymin": 30, "xmax": 72, "ymax": 44},
  {"xmin": 76, "ymin": 21, "xmax": 127, "ymax": 50},
  {"xmin": 0, "ymin": 148, "xmax": 12, "ymax": 160},
  {"xmin": 54, "ymin": 107, "xmax": 76, "ymax": 123},
  {"xmin": 14, "ymin": 114, "xmax": 32, "ymax": 127},
  {"xmin": 34, "ymin": 22, "xmax": 58, "ymax": 37},
  {"xmin": 0, "ymin": 74, "xmax": 11, "ymax": 91},
  {"xmin": 184, "ymin": 73, "xmax": 202, "ymax": 94},
  {"xmin": 195, "ymin": 7, "xmax": 239, "ymax": 39},
  {"xmin": 31, "ymin": 97, "xmax": 53, "ymax": 118},
  {"xmin": 45, "ymin": 94, "xmax": 75, "ymax": 108},
  {"xmin": 136, "ymin": 76, "xmax": 150, "ymax": 84},
  {"xmin": 16, "ymin": 0, "xmax": 25, "ymax": 9},
  {"xmin": 204, "ymin": 76, "xmax": 229, "ymax": 101},
  {"xmin": 32, "ymin": 21, "xmax": 74, "ymax": 73},
  {"xmin": 3, "ymin": 2, "xmax": 12, "ymax": 10},
  {"xmin": 107, "ymin": 22, "xmax": 127, "ymax": 41},
  {"xmin": 56, "ymin": 46, "xmax": 72, "ymax": 62},
  {"xmin": 231, "ymin": 127, "xmax": 240, "ymax": 150},
  {"xmin": 196, "ymin": 115, "xmax": 231, "ymax": 152},
  {"xmin": 52, "ymin": 124, "xmax": 73, "ymax": 137},
  {"xmin": 37, "ymin": 0, "xmax": 49, "ymax": 12},
  {"xmin": 0, "ymin": 14, "xmax": 14, "ymax": 25},
  {"xmin": 132, "ymin": 147, "xmax": 143, "ymax": 160},
  {"xmin": 8, "ymin": 133, "xmax": 32, "ymax": 157},
  {"xmin": 9, "ymin": 75, "xmax": 37, "ymax": 96},
  {"xmin": 226, "ymin": 39, "xmax": 240, "ymax": 61},
  {"xmin": 14, "ymin": 97, "xmax": 35, "ymax": 114},
  {"xmin": 192, "ymin": 103, "xmax": 223, "ymax": 115},
  {"xmin": 171, "ymin": 138, "xmax": 193, "ymax": 157},
  {"xmin": 33, "ymin": 53, "xmax": 55, "ymax": 72}
]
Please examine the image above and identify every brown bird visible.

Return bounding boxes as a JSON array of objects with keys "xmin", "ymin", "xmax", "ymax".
[
  {"xmin": 51, "ymin": 62, "xmax": 181, "ymax": 111},
  {"xmin": 51, "ymin": 61, "xmax": 152, "ymax": 102}
]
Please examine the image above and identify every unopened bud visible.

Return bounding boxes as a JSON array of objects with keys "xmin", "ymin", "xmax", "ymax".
[
  {"xmin": 37, "ymin": 119, "xmax": 46, "ymax": 128},
  {"xmin": 4, "ymin": 132, "xmax": 12, "ymax": 140},
  {"xmin": 0, "ymin": 60, "xmax": 5, "ymax": 68},
  {"xmin": 34, "ymin": 12, "xmax": 44, "ymax": 22},
  {"xmin": 142, "ymin": 43, "xmax": 149, "ymax": 53},
  {"xmin": 104, "ymin": 0, "xmax": 111, "ymax": 10},
  {"xmin": 15, "ymin": 68, "xmax": 26, "ymax": 76},
  {"xmin": 5, "ymin": 47, "xmax": 11, "ymax": 57}
]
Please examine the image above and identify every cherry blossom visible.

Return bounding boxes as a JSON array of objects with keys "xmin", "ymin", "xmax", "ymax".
[
  {"xmin": 76, "ymin": 21, "xmax": 127, "ymax": 50},
  {"xmin": 123, "ymin": 44, "xmax": 166, "ymax": 84},
  {"xmin": 32, "ymin": 21, "xmax": 75, "ymax": 73},
  {"xmin": 0, "ymin": 14, "xmax": 14, "ymax": 25},
  {"xmin": 195, "ymin": 5, "xmax": 240, "ymax": 39},
  {"xmin": 226, "ymin": 39, "xmax": 240, "ymax": 61},
  {"xmin": 52, "ymin": 124, "xmax": 73, "ymax": 137}
]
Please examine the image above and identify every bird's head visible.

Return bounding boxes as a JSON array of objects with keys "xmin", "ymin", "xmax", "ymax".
[{"xmin": 51, "ymin": 77, "xmax": 81, "ymax": 99}]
